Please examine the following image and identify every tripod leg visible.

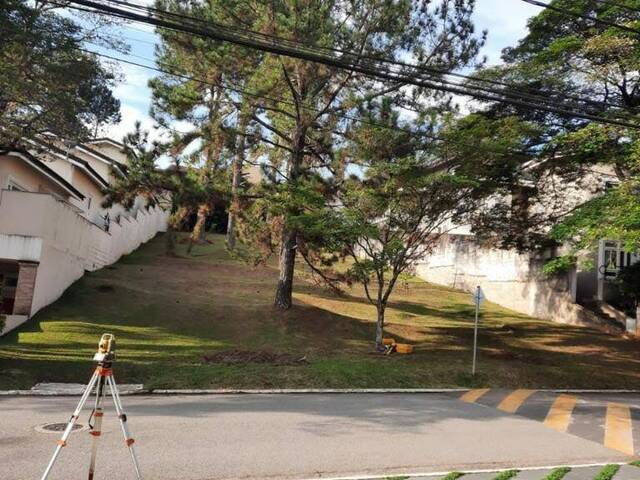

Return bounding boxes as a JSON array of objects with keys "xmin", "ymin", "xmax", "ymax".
[
  {"xmin": 107, "ymin": 375, "xmax": 142, "ymax": 479},
  {"xmin": 87, "ymin": 374, "xmax": 108, "ymax": 480},
  {"xmin": 40, "ymin": 370, "xmax": 100, "ymax": 480}
]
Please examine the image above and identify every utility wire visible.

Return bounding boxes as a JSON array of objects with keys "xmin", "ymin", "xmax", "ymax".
[
  {"xmin": 105, "ymin": 0, "xmax": 633, "ymax": 114},
  {"xmin": 520, "ymin": 0, "xmax": 640, "ymax": 34},
  {"xmin": 69, "ymin": 0, "xmax": 640, "ymax": 122},
  {"xmin": 82, "ymin": 48, "xmax": 463, "ymax": 139},
  {"xmin": 55, "ymin": 0, "xmax": 640, "ymax": 129},
  {"xmin": 89, "ymin": 20, "xmax": 634, "ymax": 121},
  {"xmin": 82, "ymin": 47, "xmax": 535, "ymax": 159},
  {"xmin": 53, "ymin": 0, "xmax": 639, "ymax": 120}
]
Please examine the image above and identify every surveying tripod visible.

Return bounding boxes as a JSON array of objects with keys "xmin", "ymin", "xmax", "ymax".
[{"xmin": 40, "ymin": 334, "xmax": 143, "ymax": 480}]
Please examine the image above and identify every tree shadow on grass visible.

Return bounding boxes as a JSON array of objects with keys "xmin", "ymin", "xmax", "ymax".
[{"xmin": 2, "ymin": 233, "xmax": 640, "ymax": 390}]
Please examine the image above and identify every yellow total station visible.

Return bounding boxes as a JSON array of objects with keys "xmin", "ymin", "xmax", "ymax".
[{"xmin": 93, "ymin": 333, "xmax": 116, "ymax": 363}]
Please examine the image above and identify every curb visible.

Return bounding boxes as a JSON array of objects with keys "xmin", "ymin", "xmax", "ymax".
[
  {"xmin": 2, "ymin": 387, "xmax": 640, "ymax": 396},
  {"xmin": 296, "ymin": 462, "xmax": 633, "ymax": 480}
]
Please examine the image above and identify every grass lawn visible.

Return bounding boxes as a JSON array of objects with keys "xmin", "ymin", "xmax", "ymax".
[{"xmin": 1, "ymin": 233, "xmax": 639, "ymax": 390}]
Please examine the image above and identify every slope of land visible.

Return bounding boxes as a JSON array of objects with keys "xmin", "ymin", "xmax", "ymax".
[{"xmin": 1, "ymin": 234, "xmax": 638, "ymax": 389}]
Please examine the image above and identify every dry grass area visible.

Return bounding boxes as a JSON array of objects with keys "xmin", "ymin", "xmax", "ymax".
[{"xmin": 1, "ymin": 233, "xmax": 639, "ymax": 390}]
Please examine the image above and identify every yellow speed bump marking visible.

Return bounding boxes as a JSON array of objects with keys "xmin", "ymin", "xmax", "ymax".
[
  {"xmin": 544, "ymin": 394, "xmax": 577, "ymax": 433},
  {"xmin": 605, "ymin": 402, "xmax": 634, "ymax": 456},
  {"xmin": 497, "ymin": 389, "xmax": 536, "ymax": 414},
  {"xmin": 460, "ymin": 388, "xmax": 490, "ymax": 403}
]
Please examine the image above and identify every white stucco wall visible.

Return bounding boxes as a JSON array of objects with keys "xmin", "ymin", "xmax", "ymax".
[
  {"xmin": 87, "ymin": 141, "xmax": 128, "ymax": 166},
  {"xmin": 415, "ymin": 234, "xmax": 600, "ymax": 327},
  {"xmin": 2, "ymin": 315, "xmax": 28, "ymax": 333},
  {"xmin": 0, "ymin": 234, "xmax": 42, "ymax": 262},
  {"xmin": 0, "ymin": 154, "xmax": 73, "ymax": 200},
  {"xmin": 0, "ymin": 189, "xmax": 168, "ymax": 334},
  {"xmin": 71, "ymin": 147, "xmax": 116, "ymax": 183}
]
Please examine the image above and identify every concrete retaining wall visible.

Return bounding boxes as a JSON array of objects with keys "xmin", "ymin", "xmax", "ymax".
[{"xmin": 415, "ymin": 234, "xmax": 603, "ymax": 328}]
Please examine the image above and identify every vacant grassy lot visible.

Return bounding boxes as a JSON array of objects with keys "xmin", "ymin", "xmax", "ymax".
[{"xmin": 1, "ymin": 233, "xmax": 639, "ymax": 390}]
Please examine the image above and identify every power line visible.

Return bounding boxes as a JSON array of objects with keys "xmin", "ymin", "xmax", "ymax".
[
  {"xmin": 83, "ymin": 48, "xmax": 460, "ymax": 139},
  {"xmin": 83, "ymin": 48, "xmax": 535, "ymax": 159},
  {"xmin": 106, "ymin": 0, "xmax": 634, "ymax": 115},
  {"xmin": 75, "ymin": 13, "xmax": 637, "ymax": 123},
  {"xmin": 520, "ymin": 0, "xmax": 640, "ymax": 35},
  {"xmin": 69, "ymin": 0, "xmax": 640, "ymax": 124},
  {"xmin": 54, "ymin": 0, "xmax": 640, "ymax": 129},
  {"xmin": 106, "ymin": 28, "xmax": 626, "ymax": 118}
]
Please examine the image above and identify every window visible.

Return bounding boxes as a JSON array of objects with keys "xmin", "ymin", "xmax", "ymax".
[
  {"xmin": 603, "ymin": 245, "xmax": 618, "ymax": 278},
  {"xmin": 601, "ymin": 240, "xmax": 640, "ymax": 279}
]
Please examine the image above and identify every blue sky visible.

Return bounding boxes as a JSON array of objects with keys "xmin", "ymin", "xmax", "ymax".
[{"xmin": 102, "ymin": 0, "xmax": 542, "ymax": 142}]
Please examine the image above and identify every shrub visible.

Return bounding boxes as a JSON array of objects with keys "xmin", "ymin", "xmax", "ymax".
[
  {"xmin": 616, "ymin": 262, "xmax": 640, "ymax": 317},
  {"xmin": 543, "ymin": 255, "xmax": 576, "ymax": 276}
]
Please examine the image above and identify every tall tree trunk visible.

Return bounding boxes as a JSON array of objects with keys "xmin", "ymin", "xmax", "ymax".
[
  {"xmin": 274, "ymin": 228, "xmax": 297, "ymax": 309},
  {"xmin": 226, "ymin": 115, "xmax": 248, "ymax": 250},
  {"xmin": 166, "ymin": 206, "xmax": 189, "ymax": 255},
  {"xmin": 187, "ymin": 203, "xmax": 209, "ymax": 254},
  {"xmin": 375, "ymin": 304, "xmax": 386, "ymax": 350},
  {"xmin": 273, "ymin": 124, "xmax": 306, "ymax": 310}
]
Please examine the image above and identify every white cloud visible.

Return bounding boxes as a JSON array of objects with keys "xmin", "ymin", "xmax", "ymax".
[
  {"xmin": 473, "ymin": 0, "xmax": 541, "ymax": 65},
  {"xmin": 112, "ymin": 65, "xmax": 154, "ymax": 109},
  {"xmin": 103, "ymin": 104, "xmax": 157, "ymax": 144}
]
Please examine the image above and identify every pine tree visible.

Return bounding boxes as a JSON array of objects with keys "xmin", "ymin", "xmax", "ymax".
[
  {"xmin": 0, "ymin": 0, "xmax": 121, "ymax": 146},
  {"xmin": 236, "ymin": 0, "xmax": 485, "ymax": 310}
]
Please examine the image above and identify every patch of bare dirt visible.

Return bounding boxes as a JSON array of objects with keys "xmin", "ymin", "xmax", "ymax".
[{"xmin": 202, "ymin": 349, "xmax": 308, "ymax": 366}]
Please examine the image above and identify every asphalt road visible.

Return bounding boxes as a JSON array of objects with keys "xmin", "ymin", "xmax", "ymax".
[{"xmin": 0, "ymin": 393, "xmax": 634, "ymax": 480}]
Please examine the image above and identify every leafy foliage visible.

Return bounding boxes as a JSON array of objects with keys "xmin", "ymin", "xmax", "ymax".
[
  {"xmin": 183, "ymin": 0, "xmax": 488, "ymax": 310},
  {"xmin": 542, "ymin": 467, "xmax": 571, "ymax": 480},
  {"xmin": 0, "ymin": 1, "xmax": 121, "ymax": 146},
  {"xmin": 543, "ymin": 256, "xmax": 577, "ymax": 276},
  {"xmin": 550, "ymin": 181, "xmax": 640, "ymax": 253},
  {"xmin": 326, "ymin": 99, "xmax": 487, "ymax": 346},
  {"xmin": 441, "ymin": 473, "xmax": 465, "ymax": 480},
  {"xmin": 491, "ymin": 471, "xmax": 519, "ymax": 480},
  {"xmin": 593, "ymin": 464, "xmax": 621, "ymax": 480},
  {"xmin": 151, "ymin": 0, "xmax": 485, "ymax": 309},
  {"xmin": 616, "ymin": 262, "xmax": 640, "ymax": 311},
  {"xmin": 103, "ymin": 122, "xmax": 229, "ymax": 251},
  {"xmin": 451, "ymin": 0, "xmax": 640, "ymax": 259}
]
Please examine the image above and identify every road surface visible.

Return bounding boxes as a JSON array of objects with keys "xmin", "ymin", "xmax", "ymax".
[{"xmin": 0, "ymin": 391, "xmax": 636, "ymax": 480}]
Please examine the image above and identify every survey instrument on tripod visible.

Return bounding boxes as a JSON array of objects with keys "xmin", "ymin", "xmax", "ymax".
[{"xmin": 39, "ymin": 333, "xmax": 142, "ymax": 480}]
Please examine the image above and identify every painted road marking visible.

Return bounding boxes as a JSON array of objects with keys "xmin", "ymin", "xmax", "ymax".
[
  {"xmin": 605, "ymin": 402, "xmax": 634, "ymax": 455},
  {"xmin": 460, "ymin": 388, "xmax": 490, "ymax": 403},
  {"xmin": 544, "ymin": 394, "xmax": 577, "ymax": 433},
  {"xmin": 497, "ymin": 389, "xmax": 536, "ymax": 414}
]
